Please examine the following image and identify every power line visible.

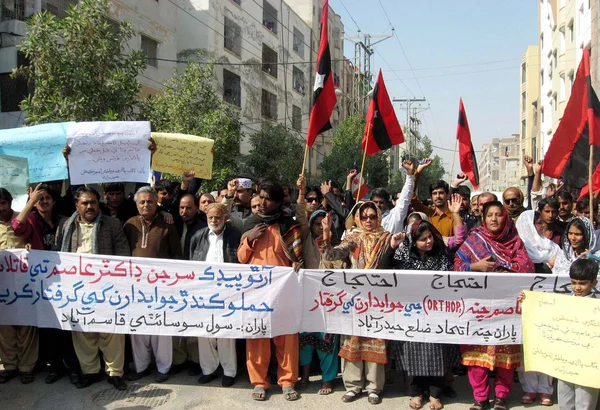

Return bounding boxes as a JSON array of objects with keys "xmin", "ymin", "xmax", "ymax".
[
  {"xmin": 375, "ymin": 48, "xmax": 415, "ymax": 97},
  {"xmin": 338, "ymin": 0, "xmax": 361, "ymax": 34}
]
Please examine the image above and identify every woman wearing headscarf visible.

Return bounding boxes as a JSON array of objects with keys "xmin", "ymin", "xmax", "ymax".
[
  {"xmin": 515, "ymin": 209, "xmax": 561, "ymax": 274},
  {"xmin": 320, "ymin": 201, "xmax": 391, "ymax": 405},
  {"xmin": 380, "ymin": 220, "xmax": 460, "ymax": 410},
  {"xmin": 454, "ymin": 201, "xmax": 534, "ymax": 410},
  {"xmin": 552, "ymin": 216, "xmax": 598, "ymax": 276}
]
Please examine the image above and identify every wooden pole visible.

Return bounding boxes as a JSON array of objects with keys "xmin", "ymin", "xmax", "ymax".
[
  {"xmin": 301, "ymin": 144, "xmax": 309, "ymax": 176},
  {"xmin": 449, "ymin": 138, "xmax": 458, "ymax": 184},
  {"xmin": 590, "ymin": 144, "xmax": 595, "ymax": 222},
  {"xmin": 357, "ymin": 125, "xmax": 370, "ymax": 201}
]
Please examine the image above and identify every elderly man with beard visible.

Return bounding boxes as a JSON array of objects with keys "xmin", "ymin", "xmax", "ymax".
[
  {"xmin": 502, "ymin": 187, "xmax": 527, "ymax": 222},
  {"xmin": 238, "ymin": 181, "xmax": 303, "ymax": 402},
  {"xmin": 124, "ymin": 187, "xmax": 181, "ymax": 383},
  {"xmin": 0, "ymin": 188, "xmax": 38, "ymax": 385},
  {"xmin": 55, "ymin": 186, "xmax": 130, "ymax": 390},
  {"xmin": 189, "ymin": 203, "xmax": 241, "ymax": 387}
]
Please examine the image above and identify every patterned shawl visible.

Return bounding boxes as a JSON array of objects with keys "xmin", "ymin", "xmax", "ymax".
[
  {"xmin": 393, "ymin": 220, "xmax": 452, "ymax": 271},
  {"xmin": 343, "ymin": 201, "xmax": 390, "ymax": 269},
  {"xmin": 60, "ymin": 210, "xmax": 103, "ymax": 254}
]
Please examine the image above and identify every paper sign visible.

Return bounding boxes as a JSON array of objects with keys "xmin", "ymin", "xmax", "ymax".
[
  {"xmin": 0, "ymin": 154, "xmax": 29, "ymax": 211},
  {"xmin": 522, "ymin": 291, "xmax": 600, "ymax": 388},
  {"xmin": 67, "ymin": 121, "xmax": 152, "ymax": 185},
  {"xmin": 151, "ymin": 132, "xmax": 214, "ymax": 179},
  {"xmin": 0, "ymin": 123, "xmax": 70, "ymax": 182}
]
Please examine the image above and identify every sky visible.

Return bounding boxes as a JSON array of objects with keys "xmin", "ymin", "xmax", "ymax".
[{"xmin": 331, "ymin": 0, "xmax": 539, "ymax": 175}]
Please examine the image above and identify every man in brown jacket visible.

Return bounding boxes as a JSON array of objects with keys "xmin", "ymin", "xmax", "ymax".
[
  {"xmin": 124, "ymin": 186, "xmax": 181, "ymax": 383},
  {"xmin": 55, "ymin": 186, "xmax": 130, "ymax": 390}
]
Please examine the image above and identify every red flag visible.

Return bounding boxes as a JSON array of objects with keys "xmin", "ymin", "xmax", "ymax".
[
  {"xmin": 456, "ymin": 98, "xmax": 479, "ymax": 189},
  {"xmin": 351, "ymin": 171, "xmax": 370, "ymax": 200},
  {"xmin": 542, "ymin": 47, "xmax": 600, "ymax": 189},
  {"xmin": 362, "ymin": 70, "xmax": 404, "ymax": 155},
  {"xmin": 306, "ymin": 0, "xmax": 336, "ymax": 148}
]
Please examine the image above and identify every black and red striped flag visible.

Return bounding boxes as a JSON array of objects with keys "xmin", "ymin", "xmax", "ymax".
[
  {"xmin": 362, "ymin": 69, "xmax": 404, "ymax": 155},
  {"xmin": 543, "ymin": 47, "xmax": 600, "ymax": 189},
  {"xmin": 306, "ymin": 0, "xmax": 336, "ymax": 148},
  {"xmin": 456, "ymin": 98, "xmax": 479, "ymax": 189}
]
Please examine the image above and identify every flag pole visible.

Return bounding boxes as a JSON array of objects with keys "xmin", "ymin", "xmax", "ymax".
[
  {"xmin": 301, "ymin": 144, "xmax": 309, "ymax": 176},
  {"xmin": 449, "ymin": 139, "xmax": 458, "ymax": 184},
  {"xmin": 357, "ymin": 125, "xmax": 370, "ymax": 201}
]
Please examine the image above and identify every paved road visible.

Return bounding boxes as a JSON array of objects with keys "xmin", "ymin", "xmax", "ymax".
[{"xmin": 0, "ymin": 368, "xmax": 559, "ymax": 409}]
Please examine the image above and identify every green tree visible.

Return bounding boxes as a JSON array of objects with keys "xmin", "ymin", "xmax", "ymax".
[
  {"xmin": 415, "ymin": 136, "xmax": 446, "ymax": 199},
  {"xmin": 139, "ymin": 61, "xmax": 242, "ymax": 191},
  {"xmin": 320, "ymin": 115, "xmax": 390, "ymax": 189},
  {"xmin": 243, "ymin": 123, "xmax": 303, "ymax": 187},
  {"xmin": 14, "ymin": 0, "xmax": 146, "ymax": 123},
  {"xmin": 387, "ymin": 170, "xmax": 406, "ymax": 196}
]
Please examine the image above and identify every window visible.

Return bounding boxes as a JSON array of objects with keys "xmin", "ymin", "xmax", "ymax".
[
  {"xmin": 568, "ymin": 20, "xmax": 574, "ymax": 42},
  {"xmin": 230, "ymin": 0, "xmax": 241, "ymax": 5},
  {"xmin": 560, "ymin": 73, "xmax": 566, "ymax": 101},
  {"xmin": 141, "ymin": 35, "xmax": 158, "ymax": 68},
  {"xmin": 261, "ymin": 89, "xmax": 277, "ymax": 119},
  {"xmin": 540, "ymin": 33, "xmax": 544, "ymax": 50},
  {"xmin": 262, "ymin": 44, "xmax": 278, "ymax": 78},
  {"xmin": 0, "ymin": 51, "xmax": 31, "ymax": 112},
  {"xmin": 292, "ymin": 105, "xmax": 302, "ymax": 131},
  {"xmin": 521, "ymin": 63, "xmax": 526, "ymax": 83},
  {"xmin": 559, "ymin": 26, "xmax": 565, "ymax": 53},
  {"xmin": 553, "ymin": 50, "xmax": 557, "ymax": 68},
  {"xmin": 521, "ymin": 92, "xmax": 526, "ymax": 111},
  {"xmin": 553, "ymin": 93, "xmax": 558, "ymax": 111},
  {"xmin": 532, "ymin": 137, "xmax": 537, "ymax": 163},
  {"xmin": 540, "ymin": 69, "xmax": 544, "ymax": 86},
  {"xmin": 223, "ymin": 69, "xmax": 241, "ymax": 107},
  {"xmin": 541, "ymin": 107, "xmax": 545, "ymax": 123},
  {"xmin": 521, "ymin": 120, "xmax": 526, "ymax": 141},
  {"xmin": 333, "ymin": 27, "xmax": 341, "ymax": 49},
  {"xmin": 224, "ymin": 17, "xmax": 242, "ymax": 56},
  {"xmin": 263, "ymin": 1, "xmax": 278, "ymax": 34},
  {"xmin": 292, "ymin": 66, "xmax": 305, "ymax": 94},
  {"xmin": 568, "ymin": 70, "xmax": 575, "ymax": 90},
  {"xmin": 293, "ymin": 27, "xmax": 304, "ymax": 57}
]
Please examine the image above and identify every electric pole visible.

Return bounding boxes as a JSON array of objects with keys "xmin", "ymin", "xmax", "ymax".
[{"xmin": 391, "ymin": 98, "xmax": 426, "ymax": 172}]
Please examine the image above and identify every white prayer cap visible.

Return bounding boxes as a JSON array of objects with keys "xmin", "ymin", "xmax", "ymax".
[
  {"xmin": 238, "ymin": 178, "xmax": 253, "ymax": 189},
  {"xmin": 210, "ymin": 191, "xmax": 218, "ymax": 198}
]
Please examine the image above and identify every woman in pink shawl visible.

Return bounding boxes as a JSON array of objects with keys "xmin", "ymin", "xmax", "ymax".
[{"xmin": 454, "ymin": 201, "xmax": 534, "ymax": 410}]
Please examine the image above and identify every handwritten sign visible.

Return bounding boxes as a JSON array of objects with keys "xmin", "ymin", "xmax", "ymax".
[
  {"xmin": 0, "ymin": 123, "xmax": 70, "ymax": 182},
  {"xmin": 151, "ymin": 132, "xmax": 214, "ymax": 179},
  {"xmin": 0, "ymin": 249, "xmax": 301, "ymax": 338},
  {"xmin": 522, "ymin": 291, "xmax": 600, "ymax": 388},
  {"xmin": 0, "ymin": 155, "xmax": 29, "ymax": 211},
  {"xmin": 301, "ymin": 269, "xmax": 576, "ymax": 345},
  {"xmin": 67, "ymin": 121, "xmax": 152, "ymax": 185}
]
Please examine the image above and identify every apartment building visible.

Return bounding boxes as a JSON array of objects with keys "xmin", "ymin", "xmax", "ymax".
[
  {"xmin": 478, "ymin": 136, "xmax": 522, "ymax": 193},
  {"xmin": 518, "ymin": 45, "xmax": 540, "ymax": 186}
]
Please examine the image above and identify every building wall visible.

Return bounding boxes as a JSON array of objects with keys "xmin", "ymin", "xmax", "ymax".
[
  {"xmin": 478, "ymin": 136, "xmax": 521, "ymax": 193},
  {"xmin": 519, "ymin": 45, "xmax": 540, "ymax": 185}
]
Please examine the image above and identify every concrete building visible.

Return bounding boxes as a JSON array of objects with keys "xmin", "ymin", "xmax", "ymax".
[
  {"xmin": 518, "ymin": 45, "xmax": 540, "ymax": 186},
  {"xmin": 538, "ymin": 0, "xmax": 592, "ymax": 156},
  {"xmin": 478, "ymin": 135, "xmax": 522, "ymax": 193},
  {"xmin": 0, "ymin": 0, "xmax": 177, "ymax": 128}
]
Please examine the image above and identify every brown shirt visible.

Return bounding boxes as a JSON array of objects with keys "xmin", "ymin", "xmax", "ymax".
[
  {"xmin": 124, "ymin": 214, "xmax": 181, "ymax": 259},
  {"xmin": 0, "ymin": 211, "xmax": 27, "ymax": 249}
]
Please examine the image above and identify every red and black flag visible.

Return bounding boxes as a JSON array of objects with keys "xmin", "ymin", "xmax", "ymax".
[
  {"xmin": 542, "ymin": 47, "xmax": 600, "ymax": 188},
  {"xmin": 456, "ymin": 98, "xmax": 479, "ymax": 189},
  {"xmin": 306, "ymin": 0, "xmax": 336, "ymax": 148},
  {"xmin": 362, "ymin": 69, "xmax": 404, "ymax": 155}
]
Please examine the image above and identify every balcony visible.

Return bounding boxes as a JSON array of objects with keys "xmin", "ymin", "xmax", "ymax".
[{"xmin": 1, "ymin": 0, "xmax": 25, "ymax": 21}]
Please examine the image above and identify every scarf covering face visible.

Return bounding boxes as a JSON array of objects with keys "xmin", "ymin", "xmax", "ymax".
[
  {"xmin": 503, "ymin": 187, "xmax": 526, "ymax": 220},
  {"xmin": 344, "ymin": 201, "xmax": 390, "ymax": 269},
  {"xmin": 393, "ymin": 220, "xmax": 452, "ymax": 271},
  {"xmin": 515, "ymin": 209, "xmax": 561, "ymax": 264},
  {"xmin": 242, "ymin": 208, "xmax": 303, "ymax": 265}
]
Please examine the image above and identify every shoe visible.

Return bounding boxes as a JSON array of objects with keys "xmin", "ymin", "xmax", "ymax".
[
  {"xmin": 442, "ymin": 385, "xmax": 457, "ymax": 398},
  {"xmin": 187, "ymin": 362, "xmax": 201, "ymax": 376},
  {"xmin": 20, "ymin": 372, "xmax": 35, "ymax": 384},
  {"xmin": 493, "ymin": 398, "xmax": 507, "ymax": 410},
  {"xmin": 539, "ymin": 393, "xmax": 553, "ymax": 406},
  {"xmin": 45, "ymin": 371, "xmax": 64, "ymax": 384},
  {"xmin": 197, "ymin": 371, "xmax": 218, "ymax": 384},
  {"xmin": 469, "ymin": 401, "xmax": 490, "ymax": 410},
  {"xmin": 155, "ymin": 372, "xmax": 169, "ymax": 383},
  {"xmin": 76, "ymin": 373, "xmax": 102, "ymax": 389},
  {"xmin": 108, "ymin": 376, "xmax": 127, "ymax": 391},
  {"xmin": 169, "ymin": 363, "xmax": 186, "ymax": 375},
  {"xmin": 0, "ymin": 369, "xmax": 18, "ymax": 384},
  {"xmin": 127, "ymin": 368, "xmax": 151, "ymax": 381},
  {"xmin": 367, "ymin": 392, "xmax": 382, "ymax": 405},
  {"xmin": 520, "ymin": 392, "xmax": 536, "ymax": 404},
  {"xmin": 68, "ymin": 371, "xmax": 81, "ymax": 385},
  {"xmin": 222, "ymin": 375, "xmax": 235, "ymax": 387},
  {"xmin": 342, "ymin": 391, "xmax": 361, "ymax": 403}
]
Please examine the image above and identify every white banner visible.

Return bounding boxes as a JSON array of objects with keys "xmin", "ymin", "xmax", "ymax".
[
  {"xmin": 66, "ymin": 121, "xmax": 152, "ymax": 184},
  {"xmin": 0, "ymin": 250, "xmax": 578, "ymax": 343},
  {"xmin": 301, "ymin": 269, "xmax": 573, "ymax": 345},
  {"xmin": 0, "ymin": 250, "xmax": 301, "ymax": 338}
]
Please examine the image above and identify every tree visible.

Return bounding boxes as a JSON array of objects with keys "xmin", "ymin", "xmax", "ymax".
[
  {"xmin": 320, "ymin": 115, "xmax": 390, "ymax": 189},
  {"xmin": 415, "ymin": 136, "xmax": 446, "ymax": 199},
  {"xmin": 139, "ymin": 61, "xmax": 242, "ymax": 191},
  {"xmin": 243, "ymin": 123, "xmax": 304, "ymax": 187},
  {"xmin": 14, "ymin": 0, "xmax": 146, "ymax": 124},
  {"xmin": 387, "ymin": 171, "xmax": 405, "ymax": 197}
]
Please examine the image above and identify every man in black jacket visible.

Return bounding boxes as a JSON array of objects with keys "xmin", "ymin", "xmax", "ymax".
[{"xmin": 189, "ymin": 203, "xmax": 241, "ymax": 387}]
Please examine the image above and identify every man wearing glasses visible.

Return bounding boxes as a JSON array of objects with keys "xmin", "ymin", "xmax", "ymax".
[{"xmin": 502, "ymin": 187, "xmax": 526, "ymax": 222}]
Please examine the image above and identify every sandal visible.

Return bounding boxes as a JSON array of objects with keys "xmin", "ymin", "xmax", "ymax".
[
  {"xmin": 469, "ymin": 401, "xmax": 490, "ymax": 410},
  {"xmin": 409, "ymin": 395, "xmax": 424, "ymax": 409},
  {"xmin": 520, "ymin": 392, "xmax": 536, "ymax": 404},
  {"xmin": 367, "ymin": 392, "xmax": 382, "ymax": 405},
  {"xmin": 493, "ymin": 398, "xmax": 507, "ymax": 410},
  {"xmin": 342, "ymin": 390, "xmax": 361, "ymax": 403},
  {"xmin": 429, "ymin": 396, "xmax": 444, "ymax": 410},
  {"xmin": 252, "ymin": 386, "xmax": 267, "ymax": 401},
  {"xmin": 318, "ymin": 382, "xmax": 333, "ymax": 395},
  {"xmin": 539, "ymin": 393, "xmax": 553, "ymax": 406},
  {"xmin": 296, "ymin": 378, "xmax": 309, "ymax": 391},
  {"xmin": 20, "ymin": 372, "xmax": 34, "ymax": 384},
  {"xmin": 282, "ymin": 386, "xmax": 299, "ymax": 401},
  {"xmin": 0, "ymin": 370, "xmax": 18, "ymax": 384}
]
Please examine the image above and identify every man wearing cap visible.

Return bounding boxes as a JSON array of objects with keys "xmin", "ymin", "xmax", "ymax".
[{"xmin": 230, "ymin": 177, "xmax": 253, "ymax": 220}]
